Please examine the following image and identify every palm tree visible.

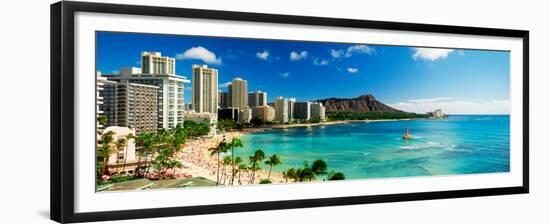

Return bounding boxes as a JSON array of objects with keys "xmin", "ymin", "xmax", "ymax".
[
  {"xmin": 97, "ymin": 144, "xmax": 111, "ymax": 176},
  {"xmin": 134, "ymin": 132, "xmax": 154, "ymax": 177},
  {"xmin": 121, "ymin": 133, "xmax": 134, "ymax": 174},
  {"xmin": 296, "ymin": 162, "xmax": 315, "ymax": 182},
  {"xmin": 248, "ymin": 149, "xmax": 265, "ymax": 184},
  {"xmin": 327, "ymin": 171, "xmax": 346, "ymax": 181},
  {"xmin": 311, "ymin": 159, "xmax": 328, "ymax": 178},
  {"xmin": 232, "ymin": 157, "xmax": 243, "ymax": 185},
  {"xmin": 222, "ymin": 156, "xmax": 232, "ymax": 185},
  {"xmin": 145, "ymin": 129, "xmax": 169, "ymax": 175},
  {"xmin": 237, "ymin": 163, "xmax": 247, "ymax": 185},
  {"xmin": 97, "ymin": 131, "xmax": 114, "ymax": 175},
  {"xmin": 265, "ymin": 154, "xmax": 282, "ymax": 180},
  {"xmin": 282, "ymin": 168, "xmax": 297, "ymax": 183},
  {"xmin": 209, "ymin": 141, "xmax": 228, "ymax": 186},
  {"xmin": 228, "ymin": 138, "xmax": 243, "ymax": 185}
]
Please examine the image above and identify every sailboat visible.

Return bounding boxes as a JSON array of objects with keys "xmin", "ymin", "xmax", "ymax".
[{"xmin": 402, "ymin": 128, "xmax": 411, "ymax": 140}]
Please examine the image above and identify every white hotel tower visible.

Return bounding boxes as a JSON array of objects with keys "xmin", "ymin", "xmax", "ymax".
[{"xmin": 106, "ymin": 51, "xmax": 190, "ymax": 129}]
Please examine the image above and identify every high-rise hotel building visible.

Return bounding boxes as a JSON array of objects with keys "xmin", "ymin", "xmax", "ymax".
[
  {"xmin": 294, "ymin": 101, "xmax": 312, "ymax": 120},
  {"xmin": 248, "ymin": 91, "xmax": 267, "ymax": 107},
  {"xmin": 230, "ymin": 78, "xmax": 248, "ymax": 110},
  {"xmin": 192, "ymin": 65, "xmax": 218, "ymax": 114},
  {"xmin": 219, "ymin": 92, "xmax": 230, "ymax": 108},
  {"xmin": 106, "ymin": 51, "xmax": 190, "ymax": 129},
  {"xmin": 274, "ymin": 96, "xmax": 289, "ymax": 123},
  {"xmin": 141, "ymin": 51, "xmax": 175, "ymax": 75},
  {"xmin": 99, "ymin": 80, "xmax": 159, "ymax": 134},
  {"xmin": 287, "ymin": 98, "xmax": 296, "ymax": 122},
  {"xmin": 310, "ymin": 102, "xmax": 326, "ymax": 120}
]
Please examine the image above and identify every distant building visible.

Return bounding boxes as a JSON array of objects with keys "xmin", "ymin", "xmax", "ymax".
[
  {"xmin": 230, "ymin": 78, "xmax": 248, "ymax": 110},
  {"xmin": 433, "ymin": 109, "xmax": 444, "ymax": 118},
  {"xmin": 99, "ymin": 81, "xmax": 158, "ymax": 134},
  {"xmin": 120, "ymin": 67, "xmax": 142, "ymax": 78},
  {"xmin": 192, "ymin": 64, "xmax": 218, "ymax": 114},
  {"xmin": 239, "ymin": 108, "xmax": 252, "ymax": 123},
  {"xmin": 294, "ymin": 102, "xmax": 312, "ymax": 120},
  {"xmin": 218, "ymin": 107, "xmax": 240, "ymax": 122},
  {"xmin": 274, "ymin": 96, "xmax": 289, "ymax": 123},
  {"xmin": 105, "ymin": 51, "xmax": 190, "ymax": 129},
  {"xmin": 287, "ymin": 98, "xmax": 296, "ymax": 122},
  {"xmin": 219, "ymin": 91, "xmax": 230, "ymax": 108},
  {"xmin": 310, "ymin": 102, "xmax": 326, "ymax": 121},
  {"xmin": 217, "ymin": 90, "xmax": 222, "ymax": 107},
  {"xmin": 184, "ymin": 112, "xmax": 218, "ymax": 136},
  {"xmin": 251, "ymin": 105, "xmax": 275, "ymax": 122},
  {"xmin": 184, "ymin": 103, "xmax": 193, "ymax": 111},
  {"xmin": 248, "ymin": 91, "xmax": 267, "ymax": 107}
]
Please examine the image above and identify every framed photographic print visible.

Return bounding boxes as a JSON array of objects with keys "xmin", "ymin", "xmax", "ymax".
[{"xmin": 51, "ymin": 1, "xmax": 529, "ymax": 223}]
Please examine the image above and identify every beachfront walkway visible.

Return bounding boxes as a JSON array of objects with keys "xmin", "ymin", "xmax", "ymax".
[{"xmin": 98, "ymin": 177, "xmax": 217, "ymax": 192}]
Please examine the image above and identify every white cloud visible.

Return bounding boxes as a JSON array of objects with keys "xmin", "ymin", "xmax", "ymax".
[
  {"xmin": 347, "ymin": 67, "xmax": 359, "ymax": 73},
  {"xmin": 331, "ymin": 49, "xmax": 345, "ymax": 59},
  {"xmin": 313, "ymin": 58, "xmax": 330, "ymax": 66},
  {"xmin": 184, "ymin": 86, "xmax": 192, "ymax": 91},
  {"xmin": 256, "ymin": 50, "xmax": 270, "ymax": 60},
  {"xmin": 331, "ymin": 45, "xmax": 374, "ymax": 59},
  {"xmin": 408, "ymin": 97, "xmax": 452, "ymax": 104},
  {"xmin": 279, "ymin": 72, "xmax": 290, "ymax": 78},
  {"xmin": 111, "ymin": 70, "xmax": 120, "ymax": 75},
  {"xmin": 176, "ymin": 46, "xmax": 222, "ymax": 65},
  {"xmin": 219, "ymin": 81, "xmax": 232, "ymax": 88},
  {"xmin": 412, "ymin": 47, "xmax": 454, "ymax": 61},
  {"xmin": 388, "ymin": 97, "xmax": 510, "ymax": 114},
  {"xmin": 345, "ymin": 45, "xmax": 374, "ymax": 57},
  {"xmin": 290, "ymin": 51, "xmax": 308, "ymax": 61}
]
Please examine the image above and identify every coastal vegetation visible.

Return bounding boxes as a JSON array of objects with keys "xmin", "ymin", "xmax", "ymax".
[
  {"xmin": 97, "ymin": 121, "xmax": 347, "ymax": 189},
  {"xmin": 182, "ymin": 120, "xmax": 211, "ymax": 137},
  {"xmin": 281, "ymin": 159, "xmax": 346, "ymax": 182},
  {"xmin": 98, "ymin": 125, "xmax": 188, "ymax": 184},
  {"xmin": 326, "ymin": 111, "xmax": 430, "ymax": 121}
]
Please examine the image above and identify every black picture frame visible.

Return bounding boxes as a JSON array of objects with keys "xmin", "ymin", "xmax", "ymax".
[{"xmin": 51, "ymin": 1, "xmax": 529, "ymax": 223}]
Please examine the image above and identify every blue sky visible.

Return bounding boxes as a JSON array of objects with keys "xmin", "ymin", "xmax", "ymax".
[{"xmin": 97, "ymin": 32, "xmax": 510, "ymax": 114}]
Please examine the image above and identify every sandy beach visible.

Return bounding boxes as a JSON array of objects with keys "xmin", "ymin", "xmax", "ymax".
[{"xmin": 174, "ymin": 131, "xmax": 286, "ymax": 186}]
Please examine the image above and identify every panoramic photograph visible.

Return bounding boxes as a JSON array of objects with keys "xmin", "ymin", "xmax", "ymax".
[{"xmin": 95, "ymin": 31, "xmax": 510, "ymax": 192}]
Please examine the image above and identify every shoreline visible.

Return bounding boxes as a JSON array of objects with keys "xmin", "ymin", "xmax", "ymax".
[
  {"xmin": 264, "ymin": 118, "xmax": 412, "ymax": 130},
  {"xmin": 174, "ymin": 131, "xmax": 286, "ymax": 186},
  {"xmin": 171, "ymin": 118, "xmax": 412, "ymax": 185}
]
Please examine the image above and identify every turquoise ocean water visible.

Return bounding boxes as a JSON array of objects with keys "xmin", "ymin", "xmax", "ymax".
[{"xmin": 234, "ymin": 115, "xmax": 510, "ymax": 180}]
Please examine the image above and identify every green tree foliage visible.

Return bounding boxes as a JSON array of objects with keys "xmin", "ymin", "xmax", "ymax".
[
  {"xmin": 97, "ymin": 115, "xmax": 109, "ymax": 126},
  {"xmin": 328, "ymin": 171, "xmax": 346, "ymax": 181},
  {"xmin": 209, "ymin": 141, "xmax": 228, "ymax": 186},
  {"xmin": 326, "ymin": 111, "xmax": 430, "ymax": 121},
  {"xmin": 265, "ymin": 154, "xmax": 282, "ymax": 180},
  {"xmin": 248, "ymin": 149, "xmax": 265, "ymax": 184},
  {"xmin": 250, "ymin": 117, "xmax": 264, "ymax": 127},
  {"xmin": 182, "ymin": 121, "xmax": 210, "ymax": 137},
  {"xmin": 259, "ymin": 179, "xmax": 272, "ymax": 184},
  {"xmin": 284, "ymin": 159, "xmax": 340, "ymax": 182},
  {"xmin": 217, "ymin": 119, "xmax": 238, "ymax": 131}
]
